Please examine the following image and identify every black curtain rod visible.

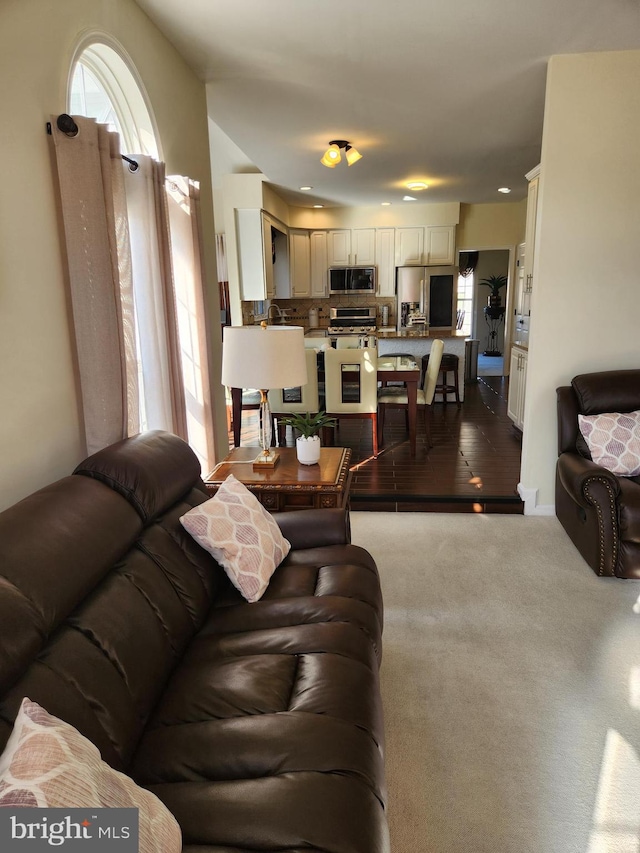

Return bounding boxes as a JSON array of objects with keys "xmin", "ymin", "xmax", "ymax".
[{"xmin": 46, "ymin": 114, "xmax": 139, "ymax": 172}]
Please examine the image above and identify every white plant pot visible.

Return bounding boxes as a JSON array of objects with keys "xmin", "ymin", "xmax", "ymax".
[{"xmin": 296, "ymin": 435, "xmax": 321, "ymax": 465}]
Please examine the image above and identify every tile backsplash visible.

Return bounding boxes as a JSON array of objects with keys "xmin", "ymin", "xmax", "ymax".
[{"xmin": 242, "ymin": 295, "xmax": 396, "ymax": 330}]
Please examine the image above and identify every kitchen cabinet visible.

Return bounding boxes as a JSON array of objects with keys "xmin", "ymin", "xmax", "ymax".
[
  {"xmin": 236, "ymin": 209, "xmax": 284, "ymax": 300},
  {"xmin": 310, "ymin": 231, "xmax": 328, "ymax": 297},
  {"xmin": 395, "ymin": 226, "xmax": 456, "ymax": 266},
  {"xmin": 523, "ymin": 165, "xmax": 540, "ymax": 299},
  {"xmin": 426, "ymin": 226, "xmax": 455, "ymax": 265},
  {"xmin": 507, "ymin": 346, "xmax": 528, "ymax": 430},
  {"xmin": 288, "ymin": 229, "xmax": 311, "ymax": 298},
  {"xmin": 395, "ymin": 227, "xmax": 424, "ymax": 265},
  {"xmin": 375, "ymin": 228, "xmax": 395, "ymax": 296},
  {"xmin": 327, "ymin": 230, "xmax": 351, "ymax": 266},
  {"xmin": 327, "ymin": 228, "xmax": 376, "ymax": 266}
]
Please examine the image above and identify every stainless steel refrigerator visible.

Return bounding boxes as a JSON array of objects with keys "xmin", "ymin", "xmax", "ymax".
[{"xmin": 396, "ymin": 266, "xmax": 458, "ymax": 331}]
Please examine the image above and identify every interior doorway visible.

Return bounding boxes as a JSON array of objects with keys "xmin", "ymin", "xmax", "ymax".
[{"xmin": 458, "ymin": 248, "xmax": 511, "ymax": 378}]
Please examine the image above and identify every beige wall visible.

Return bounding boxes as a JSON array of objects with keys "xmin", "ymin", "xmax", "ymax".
[
  {"xmin": 520, "ymin": 49, "xmax": 640, "ymax": 510},
  {"xmin": 457, "ymin": 201, "xmax": 527, "ymax": 249},
  {"xmin": 0, "ymin": 0, "xmax": 227, "ymax": 511}
]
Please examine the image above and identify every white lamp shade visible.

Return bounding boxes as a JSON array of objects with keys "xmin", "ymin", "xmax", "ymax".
[{"xmin": 222, "ymin": 325, "xmax": 308, "ymax": 390}]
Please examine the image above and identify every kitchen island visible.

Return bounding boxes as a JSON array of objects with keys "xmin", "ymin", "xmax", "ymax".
[{"xmin": 377, "ymin": 329, "xmax": 469, "ymax": 402}]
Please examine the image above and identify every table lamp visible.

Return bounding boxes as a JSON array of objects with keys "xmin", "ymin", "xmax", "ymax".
[{"xmin": 222, "ymin": 323, "xmax": 307, "ymax": 469}]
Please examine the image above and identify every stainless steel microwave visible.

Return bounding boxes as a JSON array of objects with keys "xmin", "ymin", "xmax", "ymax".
[{"xmin": 329, "ymin": 267, "xmax": 376, "ymax": 295}]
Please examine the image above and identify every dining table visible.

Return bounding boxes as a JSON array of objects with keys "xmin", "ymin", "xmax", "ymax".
[
  {"xmin": 375, "ymin": 354, "xmax": 421, "ymax": 456},
  {"xmin": 230, "ymin": 351, "xmax": 422, "ymax": 456}
]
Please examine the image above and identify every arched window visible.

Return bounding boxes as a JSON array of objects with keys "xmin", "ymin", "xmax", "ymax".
[{"xmin": 68, "ymin": 40, "xmax": 159, "ymax": 159}]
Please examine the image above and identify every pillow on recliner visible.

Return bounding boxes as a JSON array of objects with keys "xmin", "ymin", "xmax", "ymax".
[
  {"xmin": 180, "ymin": 474, "xmax": 290, "ymax": 602},
  {"xmin": 578, "ymin": 410, "xmax": 640, "ymax": 476}
]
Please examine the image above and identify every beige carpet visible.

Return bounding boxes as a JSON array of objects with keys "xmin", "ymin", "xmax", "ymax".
[{"xmin": 350, "ymin": 512, "xmax": 640, "ymax": 853}]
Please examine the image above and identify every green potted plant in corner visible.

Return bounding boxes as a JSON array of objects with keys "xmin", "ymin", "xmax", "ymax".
[
  {"xmin": 280, "ymin": 411, "xmax": 337, "ymax": 465},
  {"xmin": 479, "ymin": 274, "xmax": 508, "ymax": 309}
]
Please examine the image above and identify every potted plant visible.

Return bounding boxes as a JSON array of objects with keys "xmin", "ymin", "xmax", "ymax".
[
  {"xmin": 479, "ymin": 274, "xmax": 508, "ymax": 308},
  {"xmin": 280, "ymin": 411, "xmax": 336, "ymax": 465}
]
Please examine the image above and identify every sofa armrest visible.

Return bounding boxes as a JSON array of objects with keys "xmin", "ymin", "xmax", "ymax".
[
  {"xmin": 557, "ymin": 452, "xmax": 621, "ymax": 508},
  {"xmin": 274, "ymin": 508, "xmax": 351, "ymax": 550}
]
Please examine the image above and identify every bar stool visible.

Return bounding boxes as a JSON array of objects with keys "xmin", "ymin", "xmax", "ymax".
[{"xmin": 421, "ymin": 352, "xmax": 461, "ymax": 406}]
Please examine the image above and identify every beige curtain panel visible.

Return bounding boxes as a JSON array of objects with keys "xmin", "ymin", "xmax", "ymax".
[
  {"xmin": 49, "ymin": 116, "xmax": 218, "ymax": 459},
  {"xmin": 50, "ymin": 116, "xmax": 137, "ymax": 455}
]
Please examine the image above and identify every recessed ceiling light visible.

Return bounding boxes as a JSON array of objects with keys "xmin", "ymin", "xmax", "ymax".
[
  {"xmin": 498, "ymin": 187, "xmax": 511, "ymax": 194},
  {"xmin": 406, "ymin": 181, "xmax": 428, "ymax": 191},
  {"xmin": 313, "ymin": 204, "xmax": 324, "ymax": 208},
  {"xmin": 403, "ymin": 195, "xmax": 417, "ymax": 201},
  {"xmin": 299, "ymin": 186, "xmax": 313, "ymax": 191},
  {"xmin": 381, "ymin": 202, "xmax": 391, "ymax": 206}
]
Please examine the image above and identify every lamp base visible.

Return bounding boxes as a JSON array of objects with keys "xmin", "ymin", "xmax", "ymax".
[{"xmin": 252, "ymin": 449, "xmax": 280, "ymax": 470}]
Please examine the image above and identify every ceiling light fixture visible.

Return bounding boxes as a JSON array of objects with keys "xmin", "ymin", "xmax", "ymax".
[
  {"xmin": 498, "ymin": 187, "xmax": 511, "ymax": 194},
  {"xmin": 403, "ymin": 195, "xmax": 417, "ymax": 201},
  {"xmin": 320, "ymin": 139, "xmax": 362, "ymax": 168},
  {"xmin": 381, "ymin": 202, "xmax": 391, "ymax": 206},
  {"xmin": 313, "ymin": 204, "xmax": 324, "ymax": 208},
  {"xmin": 299, "ymin": 186, "xmax": 313, "ymax": 191},
  {"xmin": 406, "ymin": 181, "xmax": 428, "ymax": 191}
]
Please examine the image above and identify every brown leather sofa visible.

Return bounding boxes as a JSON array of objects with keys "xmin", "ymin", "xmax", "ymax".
[
  {"xmin": 0, "ymin": 431, "xmax": 389, "ymax": 852},
  {"xmin": 556, "ymin": 369, "xmax": 640, "ymax": 579}
]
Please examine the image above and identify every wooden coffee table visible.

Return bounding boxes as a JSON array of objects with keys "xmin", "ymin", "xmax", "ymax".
[{"xmin": 204, "ymin": 447, "xmax": 352, "ymax": 513}]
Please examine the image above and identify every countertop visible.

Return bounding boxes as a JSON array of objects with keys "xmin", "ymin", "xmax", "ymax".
[{"xmin": 376, "ymin": 328, "xmax": 469, "ymax": 339}]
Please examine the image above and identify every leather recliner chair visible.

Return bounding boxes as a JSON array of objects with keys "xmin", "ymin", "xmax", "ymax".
[{"xmin": 556, "ymin": 369, "xmax": 640, "ymax": 579}]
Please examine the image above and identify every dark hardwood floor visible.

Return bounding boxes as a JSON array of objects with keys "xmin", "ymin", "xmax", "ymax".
[{"xmin": 230, "ymin": 376, "xmax": 523, "ymax": 514}]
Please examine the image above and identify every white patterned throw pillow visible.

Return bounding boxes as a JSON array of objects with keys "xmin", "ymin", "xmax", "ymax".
[
  {"xmin": 180, "ymin": 474, "xmax": 291, "ymax": 602},
  {"xmin": 578, "ymin": 409, "xmax": 640, "ymax": 476},
  {"xmin": 0, "ymin": 698, "xmax": 181, "ymax": 853}
]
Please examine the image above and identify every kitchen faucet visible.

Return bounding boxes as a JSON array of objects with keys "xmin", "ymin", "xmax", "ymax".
[{"xmin": 267, "ymin": 302, "xmax": 287, "ymax": 324}]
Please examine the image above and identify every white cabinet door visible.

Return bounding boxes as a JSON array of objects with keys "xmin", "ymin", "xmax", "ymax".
[
  {"xmin": 289, "ymin": 230, "xmax": 311, "ymax": 298},
  {"xmin": 425, "ymin": 226, "xmax": 455, "ymax": 265},
  {"xmin": 327, "ymin": 230, "xmax": 351, "ymax": 266},
  {"xmin": 523, "ymin": 168, "xmax": 539, "ymax": 297},
  {"xmin": 395, "ymin": 227, "xmax": 424, "ymax": 265},
  {"xmin": 352, "ymin": 228, "xmax": 376, "ymax": 265},
  {"xmin": 262, "ymin": 213, "xmax": 275, "ymax": 299},
  {"xmin": 310, "ymin": 231, "xmax": 328, "ymax": 297},
  {"xmin": 375, "ymin": 228, "xmax": 395, "ymax": 296},
  {"xmin": 236, "ymin": 209, "xmax": 271, "ymax": 300},
  {"xmin": 507, "ymin": 347, "xmax": 528, "ymax": 429}
]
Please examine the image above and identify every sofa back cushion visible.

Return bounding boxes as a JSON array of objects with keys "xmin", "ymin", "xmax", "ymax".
[{"xmin": 0, "ymin": 433, "xmax": 226, "ymax": 770}]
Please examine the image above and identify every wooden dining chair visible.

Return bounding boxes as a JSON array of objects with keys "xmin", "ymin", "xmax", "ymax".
[
  {"xmin": 324, "ymin": 347, "xmax": 379, "ymax": 457},
  {"xmin": 268, "ymin": 348, "xmax": 320, "ymax": 446},
  {"xmin": 378, "ymin": 339, "xmax": 444, "ymax": 449}
]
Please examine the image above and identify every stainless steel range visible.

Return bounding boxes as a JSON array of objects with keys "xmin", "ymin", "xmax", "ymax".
[{"xmin": 328, "ymin": 306, "xmax": 378, "ymax": 336}]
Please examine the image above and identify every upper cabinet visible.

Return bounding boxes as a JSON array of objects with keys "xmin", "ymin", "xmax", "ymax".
[
  {"xmin": 395, "ymin": 227, "xmax": 424, "ymax": 265},
  {"xmin": 327, "ymin": 228, "xmax": 376, "ymax": 266},
  {"xmin": 375, "ymin": 228, "xmax": 395, "ymax": 297},
  {"xmin": 236, "ymin": 209, "xmax": 283, "ymax": 300},
  {"xmin": 395, "ymin": 226, "xmax": 455, "ymax": 266},
  {"xmin": 523, "ymin": 165, "xmax": 540, "ymax": 295},
  {"xmin": 288, "ymin": 230, "xmax": 311, "ymax": 298},
  {"xmin": 310, "ymin": 231, "xmax": 328, "ymax": 297}
]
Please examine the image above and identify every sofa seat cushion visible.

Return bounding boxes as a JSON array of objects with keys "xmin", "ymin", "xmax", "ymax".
[
  {"xmin": 618, "ymin": 476, "xmax": 640, "ymax": 543},
  {"xmin": 132, "ymin": 623, "xmax": 387, "ymax": 852}
]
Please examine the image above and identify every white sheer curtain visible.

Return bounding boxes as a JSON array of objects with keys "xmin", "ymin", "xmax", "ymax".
[
  {"xmin": 50, "ymin": 115, "xmax": 215, "ymax": 460},
  {"xmin": 166, "ymin": 176, "xmax": 216, "ymax": 473}
]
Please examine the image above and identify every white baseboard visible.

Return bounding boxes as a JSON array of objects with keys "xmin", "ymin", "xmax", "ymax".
[{"xmin": 517, "ymin": 484, "xmax": 555, "ymax": 516}]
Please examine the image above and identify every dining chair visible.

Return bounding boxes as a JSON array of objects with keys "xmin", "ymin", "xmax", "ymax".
[
  {"xmin": 378, "ymin": 339, "xmax": 444, "ymax": 449},
  {"xmin": 335, "ymin": 336, "xmax": 362, "ymax": 349},
  {"xmin": 268, "ymin": 348, "xmax": 320, "ymax": 446},
  {"xmin": 324, "ymin": 347, "xmax": 379, "ymax": 457},
  {"xmin": 226, "ymin": 387, "xmax": 262, "ymax": 447}
]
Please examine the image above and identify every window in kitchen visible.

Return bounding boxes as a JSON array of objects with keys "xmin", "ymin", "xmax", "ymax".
[{"xmin": 456, "ymin": 273, "xmax": 473, "ymax": 336}]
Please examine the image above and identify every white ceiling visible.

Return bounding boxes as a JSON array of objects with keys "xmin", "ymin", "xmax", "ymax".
[{"xmin": 135, "ymin": 0, "xmax": 640, "ymax": 208}]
